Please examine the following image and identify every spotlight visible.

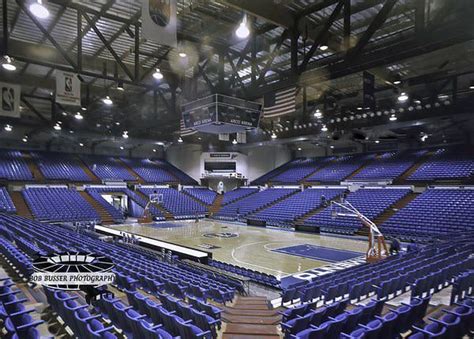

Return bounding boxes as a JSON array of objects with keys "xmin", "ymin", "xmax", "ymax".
[
  {"xmin": 120, "ymin": 146, "xmax": 124, "ymax": 150},
  {"xmin": 69, "ymin": 130, "xmax": 74, "ymax": 134},
  {"xmin": 122, "ymin": 131, "xmax": 129, "ymax": 139},
  {"xmin": 321, "ymin": 125, "xmax": 328, "ymax": 132},
  {"xmin": 74, "ymin": 112, "xmax": 83, "ymax": 120},
  {"xmin": 178, "ymin": 52, "xmax": 187, "ymax": 58},
  {"xmin": 232, "ymin": 139, "xmax": 238, "ymax": 145},
  {"xmin": 297, "ymin": 147, "xmax": 302, "ymax": 151},
  {"xmin": 319, "ymin": 44, "xmax": 328, "ymax": 51},
  {"xmin": 29, "ymin": 0, "xmax": 49, "ymax": 19},
  {"xmin": 470, "ymin": 81, "xmax": 474, "ymax": 90},
  {"xmin": 421, "ymin": 134, "xmax": 428, "ymax": 142},
  {"xmin": 235, "ymin": 15, "xmax": 250, "ymax": 39},
  {"xmin": 4, "ymin": 124, "xmax": 12, "ymax": 132},
  {"xmin": 330, "ymin": 145, "xmax": 334, "ymax": 149},
  {"xmin": 115, "ymin": 122, "xmax": 120, "ymax": 126},
  {"xmin": 357, "ymin": 107, "xmax": 363, "ymax": 110},
  {"xmin": 61, "ymin": 111, "xmax": 67, "ymax": 116},
  {"xmin": 271, "ymin": 132, "xmax": 277, "ymax": 139},
  {"xmin": 153, "ymin": 149, "xmax": 157, "ymax": 153},
  {"xmin": 393, "ymin": 80, "xmax": 401, "ymax": 85},
  {"xmin": 398, "ymin": 92, "xmax": 409, "ymax": 102},
  {"xmin": 22, "ymin": 137, "xmax": 28, "ymax": 143},
  {"xmin": 53, "ymin": 124, "xmax": 61, "ymax": 131},
  {"xmin": 156, "ymin": 141, "xmax": 164, "ymax": 146},
  {"xmin": 314, "ymin": 109, "xmax": 322, "ymax": 118},
  {"xmin": 81, "ymin": 106, "xmax": 87, "ymax": 111},
  {"xmin": 117, "ymin": 81, "xmax": 124, "ymax": 91},
  {"xmin": 389, "ymin": 114, "xmax": 397, "ymax": 121},
  {"xmin": 102, "ymin": 95, "xmax": 113, "ymax": 105},
  {"xmin": 375, "ymin": 140, "xmax": 380, "ymax": 144},
  {"xmin": 153, "ymin": 68, "xmax": 163, "ymax": 80},
  {"xmin": 1, "ymin": 55, "xmax": 16, "ymax": 71},
  {"xmin": 178, "ymin": 137, "xmax": 183, "ymax": 143},
  {"xmin": 79, "ymin": 142, "xmax": 84, "ymax": 147}
]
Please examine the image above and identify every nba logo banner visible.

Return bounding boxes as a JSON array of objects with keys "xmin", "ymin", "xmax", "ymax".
[
  {"xmin": 56, "ymin": 70, "xmax": 81, "ymax": 106},
  {"xmin": 141, "ymin": 0, "xmax": 177, "ymax": 47},
  {"xmin": 0, "ymin": 82, "xmax": 21, "ymax": 118}
]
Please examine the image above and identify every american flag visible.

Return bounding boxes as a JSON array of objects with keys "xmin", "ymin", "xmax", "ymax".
[
  {"xmin": 263, "ymin": 87, "xmax": 296, "ymax": 118},
  {"xmin": 179, "ymin": 118, "xmax": 197, "ymax": 136}
]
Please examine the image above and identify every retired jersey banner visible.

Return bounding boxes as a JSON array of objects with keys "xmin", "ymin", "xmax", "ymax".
[
  {"xmin": 56, "ymin": 70, "xmax": 81, "ymax": 106},
  {"xmin": 141, "ymin": 0, "xmax": 177, "ymax": 47},
  {"xmin": 0, "ymin": 82, "xmax": 21, "ymax": 118}
]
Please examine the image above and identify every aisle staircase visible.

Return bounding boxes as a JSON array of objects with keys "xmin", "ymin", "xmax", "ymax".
[
  {"xmin": 209, "ymin": 194, "xmax": 224, "ymax": 214},
  {"xmin": 374, "ymin": 192, "xmax": 419, "ymax": 227},
  {"xmin": 21, "ymin": 152, "xmax": 44, "ymax": 182},
  {"xmin": 249, "ymin": 189, "xmax": 300, "ymax": 216},
  {"xmin": 294, "ymin": 191, "xmax": 346, "ymax": 226},
  {"xmin": 9, "ymin": 191, "xmax": 33, "ymax": 219},
  {"xmin": 222, "ymin": 296, "xmax": 281, "ymax": 338},
  {"xmin": 116, "ymin": 158, "xmax": 145, "ymax": 183},
  {"xmin": 76, "ymin": 157, "xmax": 101, "ymax": 183},
  {"xmin": 79, "ymin": 191, "xmax": 115, "ymax": 225},
  {"xmin": 395, "ymin": 151, "xmax": 435, "ymax": 183}
]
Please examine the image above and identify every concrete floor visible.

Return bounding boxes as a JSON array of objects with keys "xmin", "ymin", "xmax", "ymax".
[{"xmin": 108, "ymin": 219, "xmax": 367, "ymax": 279}]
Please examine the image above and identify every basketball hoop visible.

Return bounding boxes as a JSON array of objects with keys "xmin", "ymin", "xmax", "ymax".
[
  {"xmin": 138, "ymin": 193, "xmax": 164, "ymax": 223},
  {"xmin": 330, "ymin": 199, "xmax": 388, "ymax": 263}
]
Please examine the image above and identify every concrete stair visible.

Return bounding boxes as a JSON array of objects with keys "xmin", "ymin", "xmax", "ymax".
[
  {"xmin": 21, "ymin": 152, "xmax": 44, "ymax": 182},
  {"xmin": 209, "ymin": 194, "xmax": 224, "ymax": 214},
  {"xmin": 395, "ymin": 151, "xmax": 435, "ymax": 183},
  {"xmin": 249, "ymin": 189, "xmax": 301, "ymax": 216},
  {"xmin": 79, "ymin": 191, "xmax": 115, "ymax": 225},
  {"xmin": 10, "ymin": 191, "xmax": 33, "ymax": 219},
  {"xmin": 374, "ymin": 192, "xmax": 419, "ymax": 226},
  {"xmin": 222, "ymin": 296, "xmax": 281, "ymax": 338},
  {"xmin": 135, "ymin": 190, "xmax": 174, "ymax": 220},
  {"xmin": 116, "ymin": 158, "xmax": 145, "ymax": 183},
  {"xmin": 76, "ymin": 157, "xmax": 101, "ymax": 183}
]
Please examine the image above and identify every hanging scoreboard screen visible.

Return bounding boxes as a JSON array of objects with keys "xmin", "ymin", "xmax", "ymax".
[{"xmin": 181, "ymin": 94, "xmax": 262, "ymax": 133}]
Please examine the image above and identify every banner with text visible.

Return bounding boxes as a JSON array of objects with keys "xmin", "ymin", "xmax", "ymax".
[
  {"xmin": 0, "ymin": 82, "xmax": 21, "ymax": 118},
  {"xmin": 56, "ymin": 70, "xmax": 81, "ymax": 106}
]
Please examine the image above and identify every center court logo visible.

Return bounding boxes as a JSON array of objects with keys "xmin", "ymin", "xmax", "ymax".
[{"xmin": 30, "ymin": 252, "xmax": 115, "ymax": 290}]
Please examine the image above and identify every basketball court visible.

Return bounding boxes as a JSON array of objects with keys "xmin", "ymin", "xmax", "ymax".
[{"xmin": 107, "ymin": 219, "xmax": 367, "ymax": 279}]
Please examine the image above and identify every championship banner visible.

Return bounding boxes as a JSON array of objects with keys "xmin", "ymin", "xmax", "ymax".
[
  {"xmin": 56, "ymin": 70, "xmax": 81, "ymax": 106},
  {"xmin": 363, "ymin": 71, "xmax": 376, "ymax": 110},
  {"xmin": 0, "ymin": 82, "xmax": 21, "ymax": 118},
  {"xmin": 141, "ymin": 0, "xmax": 177, "ymax": 47}
]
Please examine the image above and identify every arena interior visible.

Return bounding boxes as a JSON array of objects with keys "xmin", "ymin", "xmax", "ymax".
[{"xmin": 0, "ymin": 0, "xmax": 473, "ymax": 338}]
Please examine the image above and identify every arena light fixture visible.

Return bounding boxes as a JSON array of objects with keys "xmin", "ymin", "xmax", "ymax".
[
  {"xmin": 122, "ymin": 131, "xmax": 129, "ymax": 139},
  {"xmin": 178, "ymin": 137, "xmax": 183, "ymax": 143},
  {"xmin": 235, "ymin": 15, "xmax": 250, "ymax": 39},
  {"xmin": 74, "ymin": 112, "xmax": 83, "ymax": 120},
  {"xmin": 120, "ymin": 146, "xmax": 124, "ymax": 150},
  {"xmin": 375, "ymin": 140, "xmax": 380, "ymax": 144},
  {"xmin": 153, "ymin": 68, "xmax": 163, "ymax": 80},
  {"xmin": 153, "ymin": 149, "xmax": 157, "ymax": 153},
  {"xmin": 4, "ymin": 124, "xmax": 12, "ymax": 132},
  {"xmin": 117, "ymin": 81, "xmax": 124, "ymax": 91},
  {"xmin": 179, "ymin": 52, "xmax": 187, "ymax": 58},
  {"xmin": 297, "ymin": 147, "xmax": 302, "ymax": 151},
  {"xmin": 53, "ymin": 123, "xmax": 61, "ymax": 131},
  {"xmin": 232, "ymin": 139, "xmax": 238, "ymax": 145},
  {"xmin": 398, "ymin": 92, "xmax": 409, "ymax": 102},
  {"xmin": 29, "ymin": 0, "xmax": 49, "ymax": 19},
  {"xmin": 156, "ymin": 141, "xmax": 164, "ymax": 146},
  {"xmin": 470, "ymin": 81, "xmax": 474, "ymax": 90},
  {"xmin": 61, "ymin": 111, "xmax": 67, "ymax": 116},
  {"xmin": 321, "ymin": 125, "xmax": 328, "ymax": 132},
  {"xmin": 81, "ymin": 106, "xmax": 87, "ymax": 111},
  {"xmin": 2, "ymin": 55, "xmax": 16, "ymax": 71},
  {"xmin": 389, "ymin": 114, "xmax": 397, "ymax": 121},
  {"xmin": 319, "ymin": 44, "xmax": 329, "ymax": 51},
  {"xmin": 314, "ymin": 109, "xmax": 322, "ymax": 118},
  {"xmin": 271, "ymin": 132, "xmax": 277, "ymax": 139},
  {"xmin": 393, "ymin": 80, "xmax": 401, "ymax": 85},
  {"xmin": 102, "ymin": 95, "xmax": 113, "ymax": 105},
  {"xmin": 79, "ymin": 142, "xmax": 84, "ymax": 147},
  {"xmin": 22, "ymin": 136, "xmax": 28, "ymax": 143},
  {"xmin": 421, "ymin": 134, "xmax": 428, "ymax": 142}
]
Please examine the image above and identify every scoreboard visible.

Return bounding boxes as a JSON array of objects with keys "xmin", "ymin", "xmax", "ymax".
[{"xmin": 181, "ymin": 94, "xmax": 262, "ymax": 133}]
